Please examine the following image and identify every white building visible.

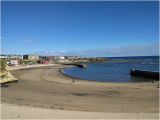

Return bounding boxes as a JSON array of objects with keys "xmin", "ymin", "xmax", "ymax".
[
  {"xmin": 23, "ymin": 54, "xmax": 39, "ymax": 61},
  {"xmin": 11, "ymin": 55, "xmax": 23, "ymax": 59},
  {"xmin": 0, "ymin": 55, "xmax": 23, "ymax": 59},
  {"xmin": 10, "ymin": 60, "xmax": 19, "ymax": 66},
  {"xmin": 54, "ymin": 56, "xmax": 65, "ymax": 60},
  {"xmin": 57, "ymin": 59, "xmax": 71, "ymax": 63},
  {"xmin": 59, "ymin": 56, "xmax": 65, "ymax": 60},
  {"xmin": 0, "ymin": 55, "xmax": 7, "ymax": 59}
]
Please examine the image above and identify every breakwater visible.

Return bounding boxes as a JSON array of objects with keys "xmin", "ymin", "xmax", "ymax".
[
  {"xmin": 62, "ymin": 63, "xmax": 87, "ymax": 68},
  {"xmin": 130, "ymin": 69, "xmax": 159, "ymax": 80},
  {"xmin": 63, "ymin": 56, "xmax": 159, "ymax": 82}
]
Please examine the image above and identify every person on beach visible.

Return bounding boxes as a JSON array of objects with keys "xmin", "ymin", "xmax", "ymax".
[{"xmin": 72, "ymin": 79, "xmax": 75, "ymax": 83}]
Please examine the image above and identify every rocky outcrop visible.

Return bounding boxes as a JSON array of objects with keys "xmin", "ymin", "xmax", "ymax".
[{"xmin": 0, "ymin": 70, "xmax": 18, "ymax": 84}]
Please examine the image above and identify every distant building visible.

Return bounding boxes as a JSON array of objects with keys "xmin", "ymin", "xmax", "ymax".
[
  {"xmin": 0, "ymin": 55, "xmax": 23, "ymax": 60},
  {"xmin": 23, "ymin": 54, "xmax": 39, "ymax": 61},
  {"xmin": 0, "ymin": 55, "xmax": 7, "ymax": 59},
  {"xmin": 10, "ymin": 60, "xmax": 19, "ymax": 66},
  {"xmin": 40, "ymin": 60, "xmax": 50, "ymax": 64},
  {"xmin": 53, "ymin": 56, "xmax": 65, "ymax": 60},
  {"xmin": 57, "ymin": 59, "xmax": 71, "ymax": 63},
  {"xmin": 59, "ymin": 56, "xmax": 65, "ymax": 60},
  {"xmin": 10, "ymin": 55, "xmax": 23, "ymax": 59}
]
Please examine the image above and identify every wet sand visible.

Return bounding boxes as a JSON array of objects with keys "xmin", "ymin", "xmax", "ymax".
[{"xmin": 1, "ymin": 64, "xmax": 159, "ymax": 119}]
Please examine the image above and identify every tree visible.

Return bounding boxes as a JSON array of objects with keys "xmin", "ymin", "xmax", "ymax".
[{"xmin": 0, "ymin": 59, "xmax": 6, "ymax": 70}]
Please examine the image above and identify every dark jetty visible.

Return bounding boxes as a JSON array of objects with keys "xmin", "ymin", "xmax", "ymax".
[
  {"xmin": 73, "ymin": 64, "xmax": 87, "ymax": 68},
  {"xmin": 62, "ymin": 63, "xmax": 87, "ymax": 68},
  {"xmin": 130, "ymin": 69, "xmax": 159, "ymax": 80}
]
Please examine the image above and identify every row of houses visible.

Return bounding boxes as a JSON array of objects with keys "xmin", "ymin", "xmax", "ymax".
[
  {"xmin": 0, "ymin": 55, "xmax": 23, "ymax": 59},
  {"xmin": 0, "ymin": 54, "xmax": 80, "ymax": 66},
  {"xmin": 0, "ymin": 54, "xmax": 80, "ymax": 61},
  {"xmin": 0, "ymin": 54, "xmax": 39, "ymax": 61}
]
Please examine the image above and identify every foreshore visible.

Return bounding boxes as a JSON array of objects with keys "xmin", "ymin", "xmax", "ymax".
[{"xmin": 1, "ymin": 64, "xmax": 159, "ymax": 119}]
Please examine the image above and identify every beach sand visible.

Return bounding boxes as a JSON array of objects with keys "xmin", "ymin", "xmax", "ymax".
[
  {"xmin": 1, "ymin": 64, "xmax": 159, "ymax": 119},
  {"xmin": 1, "ymin": 103, "xmax": 158, "ymax": 119}
]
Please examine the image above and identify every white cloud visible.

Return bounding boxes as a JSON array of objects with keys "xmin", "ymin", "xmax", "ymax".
[
  {"xmin": 35, "ymin": 50, "xmax": 66, "ymax": 56},
  {"xmin": 78, "ymin": 43, "xmax": 159, "ymax": 57},
  {"xmin": 34, "ymin": 43, "xmax": 159, "ymax": 57}
]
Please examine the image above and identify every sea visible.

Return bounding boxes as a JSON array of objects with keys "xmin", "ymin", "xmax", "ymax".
[{"xmin": 63, "ymin": 56, "xmax": 159, "ymax": 82}]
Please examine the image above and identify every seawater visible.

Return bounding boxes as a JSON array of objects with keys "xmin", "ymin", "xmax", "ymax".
[{"xmin": 63, "ymin": 56, "xmax": 159, "ymax": 82}]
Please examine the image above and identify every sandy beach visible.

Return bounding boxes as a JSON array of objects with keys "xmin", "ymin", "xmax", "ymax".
[{"xmin": 1, "ymin": 64, "xmax": 159, "ymax": 119}]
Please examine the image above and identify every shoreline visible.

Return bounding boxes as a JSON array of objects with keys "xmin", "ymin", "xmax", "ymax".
[
  {"xmin": 60, "ymin": 66, "xmax": 159, "ymax": 85},
  {"xmin": 61, "ymin": 65, "xmax": 160, "ymax": 83},
  {"xmin": 6, "ymin": 63, "xmax": 159, "ymax": 84},
  {"xmin": 1, "ymin": 64, "xmax": 159, "ymax": 119},
  {"xmin": 7, "ymin": 63, "xmax": 59, "ymax": 71}
]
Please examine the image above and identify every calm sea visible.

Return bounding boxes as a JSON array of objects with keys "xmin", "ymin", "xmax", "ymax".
[{"xmin": 63, "ymin": 56, "xmax": 159, "ymax": 82}]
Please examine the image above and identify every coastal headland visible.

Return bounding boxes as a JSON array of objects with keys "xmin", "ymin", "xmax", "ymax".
[{"xmin": 1, "ymin": 64, "xmax": 159, "ymax": 119}]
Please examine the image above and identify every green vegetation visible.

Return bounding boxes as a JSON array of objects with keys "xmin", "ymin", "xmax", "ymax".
[
  {"xmin": 88, "ymin": 57, "xmax": 107, "ymax": 62},
  {"xmin": 0, "ymin": 59, "xmax": 6, "ymax": 70},
  {"xmin": 71, "ymin": 57, "xmax": 107, "ymax": 63},
  {"xmin": 22, "ymin": 60, "xmax": 38, "ymax": 65},
  {"xmin": 0, "ymin": 59, "xmax": 18, "ymax": 84}
]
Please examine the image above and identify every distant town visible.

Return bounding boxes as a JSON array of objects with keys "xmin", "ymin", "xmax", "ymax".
[{"xmin": 0, "ymin": 54, "xmax": 107, "ymax": 67}]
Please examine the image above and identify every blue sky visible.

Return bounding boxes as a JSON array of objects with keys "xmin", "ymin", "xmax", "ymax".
[{"xmin": 1, "ymin": 1, "xmax": 159, "ymax": 57}]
